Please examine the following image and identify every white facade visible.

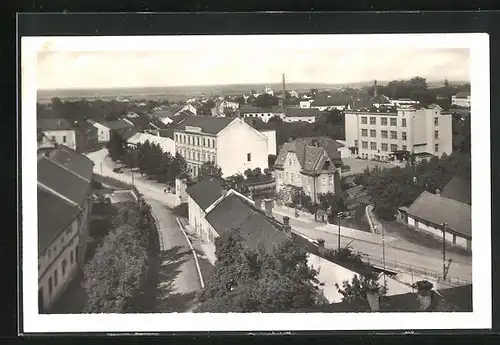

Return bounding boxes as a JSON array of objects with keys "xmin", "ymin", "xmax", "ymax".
[
  {"xmin": 300, "ymin": 100, "xmax": 312, "ymax": 108},
  {"xmin": 240, "ymin": 111, "xmax": 285, "ymax": 123},
  {"xmin": 451, "ymin": 95, "xmax": 471, "ymax": 108},
  {"xmin": 407, "ymin": 215, "xmax": 470, "ymax": 250},
  {"xmin": 344, "ymin": 107, "xmax": 453, "ymax": 161},
  {"xmin": 260, "ymin": 129, "xmax": 277, "ymax": 156},
  {"xmin": 289, "ymin": 90, "xmax": 299, "ymax": 98},
  {"xmin": 187, "ymin": 194, "xmax": 217, "ymax": 242},
  {"xmin": 174, "ymin": 118, "xmax": 269, "ymax": 178},
  {"xmin": 389, "ymin": 99, "xmax": 419, "ymax": 107},
  {"xmin": 38, "ymin": 216, "xmax": 81, "ymax": 312},
  {"xmin": 283, "ymin": 115, "xmax": 316, "ymax": 123},
  {"xmin": 41, "ymin": 129, "xmax": 76, "ymax": 151},
  {"xmin": 89, "ymin": 121, "xmax": 111, "ymax": 143}
]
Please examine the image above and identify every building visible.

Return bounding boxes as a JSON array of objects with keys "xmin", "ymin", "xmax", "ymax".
[
  {"xmin": 214, "ymin": 100, "xmax": 240, "ymax": 116},
  {"xmin": 126, "ymin": 132, "xmax": 176, "ymax": 156},
  {"xmin": 37, "ymin": 130, "xmax": 56, "ymax": 151},
  {"xmin": 73, "ymin": 120, "xmax": 99, "ymax": 153},
  {"xmin": 344, "ymin": 105, "xmax": 453, "ymax": 160},
  {"xmin": 451, "ymin": 91, "xmax": 471, "ymax": 108},
  {"xmin": 398, "ymin": 189, "xmax": 471, "ymax": 251},
  {"xmin": 173, "ymin": 116, "xmax": 270, "ymax": 178},
  {"xmin": 283, "ymin": 107, "xmax": 321, "ymax": 123},
  {"xmin": 37, "ymin": 118, "xmax": 77, "ymax": 151},
  {"xmin": 242, "ymin": 118, "xmax": 278, "ymax": 157},
  {"xmin": 274, "ymin": 137, "xmax": 343, "ymax": 204},
  {"xmin": 389, "ymin": 98, "xmax": 419, "ymax": 107},
  {"xmin": 37, "ymin": 146, "xmax": 94, "ymax": 313},
  {"xmin": 239, "ymin": 105, "xmax": 285, "ymax": 123},
  {"xmin": 181, "ymin": 101, "xmax": 203, "ymax": 115},
  {"xmin": 289, "ymin": 90, "xmax": 299, "ymax": 98},
  {"xmin": 87, "ymin": 119, "xmax": 134, "ymax": 143},
  {"xmin": 300, "ymin": 100, "xmax": 313, "ymax": 108},
  {"xmin": 311, "ymin": 94, "xmax": 349, "ymax": 111},
  {"xmin": 265, "ymin": 86, "xmax": 274, "ymax": 96}
]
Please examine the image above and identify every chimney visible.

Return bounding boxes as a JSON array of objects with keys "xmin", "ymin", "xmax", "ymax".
[
  {"xmin": 317, "ymin": 239, "xmax": 326, "ymax": 256},
  {"xmin": 435, "ymin": 189, "xmax": 440, "ymax": 197},
  {"xmin": 264, "ymin": 199, "xmax": 274, "ymax": 217},
  {"xmin": 374, "ymin": 80, "xmax": 378, "ymax": 98},
  {"xmin": 283, "ymin": 216, "xmax": 292, "ymax": 236},
  {"xmin": 415, "ymin": 280, "xmax": 434, "ymax": 311},
  {"xmin": 254, "ymin": 195, "xmax": 262, "ymax": 210},
  {"xmin": 366, "ymin": 281, "xmax": 381, "ymax": 312}
]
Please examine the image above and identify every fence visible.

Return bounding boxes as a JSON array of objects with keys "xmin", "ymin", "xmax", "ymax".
[{"xmin": 362, "ymin": 253, "xmax": 471, "ymax": 286}]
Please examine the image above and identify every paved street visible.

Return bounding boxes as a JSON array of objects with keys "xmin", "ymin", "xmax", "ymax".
[{"xmin": 87, "ymin": 149, "xmax": 202, "ymax": 312}]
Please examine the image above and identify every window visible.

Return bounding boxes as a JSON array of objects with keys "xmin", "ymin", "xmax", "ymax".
[
  {"xmin": 51, "ymin": 136, "xmax": 56, "ymax": 141},
  {"xmin": 361, "ymin": 116, "xmax": 367, "ymax": 124},
  {"xmin": 361, "ymin": 141, "xmax": 368, "ymax": 149},
  {"xmin": 291, "ymin": 174, "xmax": 295, "ymax": 183},
  {"xmin": 63, "ymin": 136, "xmax": 67, "ymax": 143},
  {"xmin": 390, "ymin": 144, "xmax": 398, "ymax": 152},
  {"xmin": 49, "ymin": 277, "xmax": 53, "ymax": 295},
  {"xmin": 197, "ymin": 137, "xmax": 200, "ymax": 146},
  {"xmin": 434, "ymin": 130, "xmax": 439, "ymax": 139},
  {"xmin": 402, "ymin": 118, "xmax": 407, "ymax": 127},
  {"xmin": 434, "ymin": 117, "xmax": 439, "ymax": 126},
  {"xmin": 390, "ymin": 118, "xmax": 397, "ymax": 126},
  {"xmin": 390, "ymin": 131, "xmax": 397, "ymax": 139},
  {"xmin": 285, "ymin": 172, "xmax": 289, "ymax": 181},
  {"xmin": 247, "ymin": 153, "xmax": 251, "ymax": 162},
  {"xmin": 402, "ymin": 145, "xmax": 407, "ymax": 151},
  {"xmin": 370, "ymin": 117, "xmax": 376, "ymax": 125},
  {"xmin": 370, "ymin": 142, "xmax": 377, "ymax": 150},
  {"xmin": 70, "ymin": 250, "xmax": 74, "ymax": 264},
  {"xmin": 54, "ymin": 269, "xmax": 58, "ymax": 286},
  {"xmin": 197, "ymin": 152, "xmax": 200, "ymax": 161},
  {"xmin": 381, "ymin": 117, "xmax": 388, "ymax": 126},
  {"xmin": 203, "ymin": 138, "xmax": 206, "ymax": 146},
  {"xmin": 381, "ymin": 143, "xmax": 388, "ymax": 152},
  {"xmin": 402, "ymin": 132, "xmax": 407, "ymax": 140},
  {"xmin": 381, "ymin": 130, "xmax": 388, "ymax": 139},
  {"xmin": 354, "ymin": 140, "xmax": 358, "ymax": 147},
  {"xmin": 62, "ymin": 259, "xmax": 67, "ymax": 276},
  {"xmin": 370, "ymin": 129, "xmax": 376, "ymax": 138},
  {"xmin": 434, "ymin": 144, "xmax": 439, "ymax": 152},
  {"xmin": 203, "ymin": 153, "xmax": 206, "ymax": 161},
  {"xmin": 361, "ymin": 129, "xmax": 368, "ymax": 137}
]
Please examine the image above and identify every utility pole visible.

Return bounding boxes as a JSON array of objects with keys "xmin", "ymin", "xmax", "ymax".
[
  {"xmin": 442, "ymin": 221, "xmax": 447, "ymax": 280},
  {"xmin": 382, "ymin": 224, "xmax": 387, "ymax": 288},
  {"xmin": 337, "ymin": 212, "xmax": 342, "ymax": 252}
]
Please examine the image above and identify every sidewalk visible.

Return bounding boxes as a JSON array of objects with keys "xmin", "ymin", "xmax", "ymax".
[
  {"xmin": 272, "ymin": 205, "xmax": 315, "ymax": 224},
  {"xmin": 314, "ymin": 223, "xmax": 398, "ymax": 245}
]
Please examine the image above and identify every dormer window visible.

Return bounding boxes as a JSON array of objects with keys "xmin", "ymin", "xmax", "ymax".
[{"xmin": 323, "ymin": 161, "xmax": 331, "ymax": 170}]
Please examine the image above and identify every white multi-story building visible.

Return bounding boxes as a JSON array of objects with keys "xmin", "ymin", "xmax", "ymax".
[
  {"xmin": 344, "ymin": 105, "xmax": 453, "ymax": 161},
  {"xmin": 173, "ymin": 116, "xmax": 270, "ymax": 178},
  {"xmin": 451, "ymin": 91, "xmax": 471, "ymax": 108},
  {"xmin": 37, "ymin": 118, "xmax": 77, "ymax": 151},
  {"xmin": 274, "ymin": 137, "xmax": 343, "ymax": 204},
  {"xmin": 239, "ymin": 105, "xmax": 285, "ymax": 123},
  {"xmin": 37, "ymin": 146, "xmax": 94, "ymax": 313}
]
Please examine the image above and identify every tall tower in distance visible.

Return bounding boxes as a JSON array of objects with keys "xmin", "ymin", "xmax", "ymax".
[
  {"xmin": 282, "ymin": 73, "xmax": 286, "ymax": 98},
  {"xmin": 373, "ymin": 79, "xmax": 378, "ymax": 98}
]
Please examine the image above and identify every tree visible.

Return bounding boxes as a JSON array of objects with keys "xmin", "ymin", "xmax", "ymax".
[
  {"xmin": 106, "ymin": 131, "xmax": 127, "ymax": 162},
  {"xmin": 335, "ymin": 273, "xmax": 385, "ymax": 307},
  {"xmin": 317, "ymin": 192, "xmax": 346, "ymax": 223},
  {"xmin": 225, "ymin": 173, "xmax": 245, "ymax": 191},
  {"xmin": 173, "ymin": 152, "xmax": 190, "ymax": 180},
  {"xmin": 267, "ymin": 154, "xmax": 278, "ymax": 169},
  {"xmin": 197, "ymin": 231, "xmax": 324, "ymax": 312},
  {"xmin": 198, "ymin": 161, "xmax": 223, "ymax": 180},
  {"xmin": 254, "ymin": 93, "xmax": 279, "ymax": 108}
]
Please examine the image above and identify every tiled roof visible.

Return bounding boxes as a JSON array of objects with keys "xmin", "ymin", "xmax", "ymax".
[
  {"xmin": 311, "ymin": 94, "xmax": 350, "ymax": 107},
  {"xmin": 441, "ymin": 177, "xmax": 471, "ymax": 205},
  {"xmin": 38, "ymin": 156, "xmax": 91, "ymax": 206},
  {"xmin": 302, "ymin": 284, "xmax": 472, "ymax": 312},
  {"xmin": 186, "ymin": 177, "xmax": 223, "ymax": 210},
  {"xmin": 240, "ymin": 105, "xmax": 284, "ymax": 114},
  {"xmin": 406, "ymin": 191, "xmax": 471, "ymax": 238},
  {"xmin": 274, "ymin": 137, "xmax": 343, "ymax": 174},
  {"xmin": 104, "ymin": 120, "xmax": 134, "ymax": 131},
  {"xmin": 174, "ymin": 116, "xmax": 236, "ymax": 135},
  {"xmin": 454, "ymin": 91, "xmax": 470, "ymax": 98},
  {"xmin": 37, "ymin": 118, "xmax": 74, "ymax": 131},
  {"xmin": 47, "ymin": 146, "xmax": 94, "ymax": 182},
  {"xmin": 205, "ymin": 193, "xmax": 289, "ymax": 252},
  {"xmin": 284, "ymin": 107, "xmax": 321, "ymax": 117},
  {"xmin": 37, "ymin": 187, "xmax": 81, "ymax": 253}
]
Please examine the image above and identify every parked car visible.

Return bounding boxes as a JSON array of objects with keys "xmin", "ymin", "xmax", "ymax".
[{"xmin": 113, "ymin": 167, "xmax": 123, "ymax": 173}]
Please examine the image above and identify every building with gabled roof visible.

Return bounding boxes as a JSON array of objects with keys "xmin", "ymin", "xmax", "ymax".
[
  {"xmin": 282, "ymin": 107, "xmax": 321, "ymax": 123},
  {"xmin": 173, "ymin": 116, "xmax": 271, "ymax": 178},
  {"xmin": 37, "ymin": 118, "xmax": 76, "ymax": 151},
  {"xmin": 87, "ymin": 119, "xmax": 134, "ymax": 143},
  {"xmin": 274, "ymin": 137, "xmax": 343, "ymax": 203},
  {"xmin": 398, "ymin": 189, "xmax": 471, "ymax": 251},
  {"xmin": 37, "ymin": 146, "xmax": 94, "ymax": 313},
  {"xmin": 239, "ymin": 105, "xmax": 285, "ymax": 123},
  {"xmin": 451, "ymin": 91, "xmax": 471, "ymax": 108}
]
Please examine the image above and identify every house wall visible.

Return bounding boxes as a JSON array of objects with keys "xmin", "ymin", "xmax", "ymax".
[
  {"xmin": 217, "ymin": 119, "xmax": 269, "ymax": 177},
  {"xmin": 437, "ymin": 113, "xmax": 453, "ymax": 156},
  {"xmin": 259, "ymin": 129, "xmax": 277, "ymax": 156},
  {"xmin": 241, "ymin": 112, "xmax": 284, "ymax": 123},
  {"xmin": 38, "ymin": 215, "xmax": 80, "ymax": 312},
  {"xmin": 451, "ymin": 96, "xmax": 471, "ymax": 108},
  {"xmin": 344, "ymin": 112, "xmax": 359, "ymax": 149},
  {"xmin": 91, "ymin": 123, "xmax": 111, "ymax": 143},
  {"xmin": 283, "ymin": 116, "xmax": 316, "ymax": 123},
  {"xmin": 174, "ymin": 131, "xmax": 217, "ymax": 178},
  {"xmin": 42, "ymin": 130, "xmax": 76, "ymax": 151},
  {"xmin": 407, "ymin": 215, "xmax": 469, "ymax": 250}
]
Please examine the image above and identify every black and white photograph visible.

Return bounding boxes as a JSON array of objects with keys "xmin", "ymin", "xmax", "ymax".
[{"xmin": 22, "ymin": 33, "xmax": 490, "ymax": 332}]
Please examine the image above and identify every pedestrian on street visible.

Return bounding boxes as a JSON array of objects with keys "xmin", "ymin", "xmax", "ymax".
[{"xmin": 163, "ymin": 188, "xmax": 166, "ymax": 193}]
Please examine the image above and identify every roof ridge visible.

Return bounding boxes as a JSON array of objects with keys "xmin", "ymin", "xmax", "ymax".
[
  {"xmin": 38, "ymin": 182, "xmax": 80, "ymax": 208},
  {"xmin": 45, "ymin": 153, "xmax": 92, "ymax": 183}
]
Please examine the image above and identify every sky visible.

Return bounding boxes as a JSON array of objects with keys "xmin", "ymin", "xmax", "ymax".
[{"xmin": 35, "ymin": 39, "xmax": 470, "ymax": 90}]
